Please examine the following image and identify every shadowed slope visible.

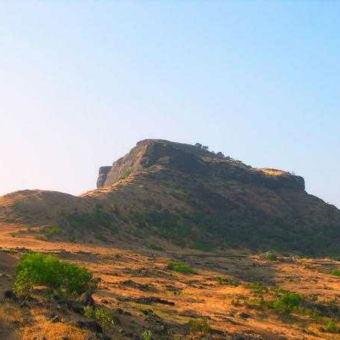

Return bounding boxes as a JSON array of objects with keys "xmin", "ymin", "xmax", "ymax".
[{"xmin": 1, "ymin": 139, "xmax": 339, "ymax": 256}]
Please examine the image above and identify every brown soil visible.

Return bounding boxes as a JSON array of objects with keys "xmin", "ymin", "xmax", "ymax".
[{"xmin": 0, "ymin": 223, "xmax": 339, "ymax": 340}]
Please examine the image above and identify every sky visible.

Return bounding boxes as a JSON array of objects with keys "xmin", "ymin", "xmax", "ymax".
[{"xmin": 0, "ymin": 1, "xmax": 339, "ymax": 208}]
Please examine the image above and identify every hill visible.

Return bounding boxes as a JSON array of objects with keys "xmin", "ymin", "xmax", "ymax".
[{"xmin": 1, "ymin": 139, "xmax": 339, "ymax": 256}]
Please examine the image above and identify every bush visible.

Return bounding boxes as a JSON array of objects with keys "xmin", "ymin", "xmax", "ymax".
[
  {"xmin": 264, "ymin": 251, "xmax": 278, "ymax": 261},
  {"xmin": 324, "ymin": 319, "xmax": 340, "ymax": 333},
  {"xmin": 268, "ymin": 291, "xmax": 304, "ymax": 314},
  {"xmin": 141, "ymin": 330, "xmax": 152, "ymax": 340},
  {"xmin": 250, "ymin": 281, "xmax": 268, "ymax": 294},
  {"xmin": 84, "ymin": 306, "xmax": 114, "ymax": 328},
  {"xmin": 41, "ymin": 225, "xmax": 62, "ymax": 239},
  {"xmin": 188, "ymin": 319, "xmax": 210, "ymax": 335},
  {"xmin": 167, "ymin": 262, "xmax": 196, "ymax": 274},
  {"xmin": 216, "ymin": 277, "xmax": 239, "ymax": 286},
  {"xmin": 330, "ymin": 269, "xmax": 340, "ymax": 277},
  {"xmin": 13, "ymin": 253, "xmax": 93, "ymax": 298}
]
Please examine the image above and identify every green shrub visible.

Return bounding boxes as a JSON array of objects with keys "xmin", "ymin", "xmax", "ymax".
[
  {"xmin": 84, "ymin": 306, "xmax": 114, "ymax": 328},
  {"xmin": 264, "ymin": 251, "xmax": 278, "ymax": 261},
  {"xmin": 43, "ymin": 225, "xmax": 62, "ymax": 238},
  {"xmin": 13, "ymin": 253, "xmax": 93, "ymax": 298},
  {"xmin": 32, "ymin": 226, "xmax": 61, "ymax": 241},
  {"xmin": 84, "ymin": 305, "xmax": 95, "ymax": 318},
  {"xmin": 268, "ymin": 291, "xmax": 304, "ymax": 314},
  {"xmin": 324, "ymin": 319, "xmax": 340, "ymax": 333},
  {"xmin": 216, "ymin": 277, "xmax": 239, "ymax": 286},
  {"xmin": 141, "ymin": 330, "xmax": 152, "ymax": 340},
  {"xmin": 188, "ymin": 319, "xmax": 210, "ymax": 334},
  {"xmin": 330, "ymin": 269, "xmax": 340, "ymax": 277},
  {"xmin": 250, "ymin": 281, "xmax": 268, "ymax": 294},
  {"xmin": 119, "ymin": 168, "xmax": 133, "ymax": 180},
  {"xmin": 167, "ymin": 262, "xmax": 196, "ymax": 274}
]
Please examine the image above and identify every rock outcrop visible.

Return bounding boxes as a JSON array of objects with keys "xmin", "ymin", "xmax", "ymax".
[
  {"xmin": 97, "ymin": 166, "xmax": 112, "ymax": 188},
  {"xmin": 97, "ymin": 139, "xmax": 305, "ymax": 192}
]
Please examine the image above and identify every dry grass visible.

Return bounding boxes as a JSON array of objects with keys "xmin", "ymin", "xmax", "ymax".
[
  {"xmin": 0, "ymin": 303, "xmax": 23, "ymax": 323},
  {"xmin": 21, "ymin": 321, "xmax": 91, "ymax": 340},
  {"xmin": 0, "ymin": 223, "xmax": 339, "ymax": 339},
  {"xmin": 259, "ymin": 168, "xmax": 288, "ymax": 176},
  {"xmin": 0, "ymin": 303, "xmax": 22, "ymax": 340}
]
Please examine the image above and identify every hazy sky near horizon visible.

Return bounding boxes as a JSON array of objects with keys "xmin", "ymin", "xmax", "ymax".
[{"xmin": 0, "ymin": 1, "xmax": 339, "ymax": 208}]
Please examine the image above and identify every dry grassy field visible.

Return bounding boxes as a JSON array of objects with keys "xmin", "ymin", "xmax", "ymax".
[{"xmin": 0, "ymin": 223, "xmax": 339, "ymax": 340}]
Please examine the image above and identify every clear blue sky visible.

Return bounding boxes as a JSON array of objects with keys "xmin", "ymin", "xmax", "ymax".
[{"xmin": 0, "ymin": 1, "xmax": 339, "ymax": 208}]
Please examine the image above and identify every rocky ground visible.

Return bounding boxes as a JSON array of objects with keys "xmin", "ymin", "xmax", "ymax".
[{"xmin": 0, "ymin": 223, "xmax": 339, "ymax": 340}]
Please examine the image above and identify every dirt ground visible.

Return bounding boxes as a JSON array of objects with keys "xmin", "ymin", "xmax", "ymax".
[{"xmin": 0, "ymin": 223, "xmax": 339, "ymax": 340}]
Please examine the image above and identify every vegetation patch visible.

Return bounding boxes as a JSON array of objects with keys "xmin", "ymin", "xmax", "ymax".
[
  {"xmin": 215, "ymin": 277, "xmax": 240, "ymax": 286},
  {"xmin": 248, "ymin": 284, "xmax": 340, "ymax": 334},
  {"xmin": 140, "ymin": 329, "xmax": 153, "ymax": 340},
  {"xmin": 119, "ymin": 167, "xmax": 133, "ymax": 180},
  {"xmin": 132, "ymin": 209, "xmax": 192, "ymax": 247},
  {"xmin": 249, "ymin": 281, "xmax": 269, "ymax": 295},
  {"xmin": 329, "ymin": 269, "xmax": 340, "ymax": 277},
  {"xmin": 167, "ymin": 262, "xmax": 196, "ymax": 274},
  {"xmin": 13, "ymin": 253, "xmax": 94, "ymax": 298},
  {"xmin": 57, "ymin": 204, "xmax": 118, "ymax": 239},
  {"xmin": 30, "ymin": 225, "xmax": 62, "ymax": 241},
  {"xmin": 322, "ymin": 319, "xmax": 340, "ymax": 333},
  {"xmin": 84, "ymin": 306, "xmax": 114, "ymax": 328},
  {"xmin": 266, "ymin": 290, "xmax": 304, "ymax": 314},
  {"xmin": 192, "ymin": 240, "xmax": 215, "ymax": 252},
  {"xmin": 187, "ymin": 318, "xmax": 210, "ymax": 335},
  {"xmin": 263, "ymin": 250, "xmax": 278, "ymax": 261}
]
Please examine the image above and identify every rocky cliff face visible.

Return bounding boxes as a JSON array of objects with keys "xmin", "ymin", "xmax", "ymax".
[
  {"xmin": 97, "ymin": 139, "xmax": 305, "ymax": 192},
  {"xmin": 97, "ymin": 166, "xmax": 112, "ymax": 188}
]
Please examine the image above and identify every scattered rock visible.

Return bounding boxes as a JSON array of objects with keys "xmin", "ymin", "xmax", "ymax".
[
  {"xmin": 180, "ymin": 310, "xmax": 202, "ymax": 318},
  {"xmin": 165, "ymin": 285, "xmax": 182, "ymax": 295},
  {"xmin": 134, "ymin": 296, "xmax": 175, "ymax": 306},
  {"xmin": 79, "ymin": 292, "xmax": 95, "ymax": 306},
  {"xmin": 72, "ymin": 304, "xmax": 85, "ymax": 314},
  {"xmin": 76, "ymin": 320, "xmax": 103, "ymax": 333},
  {"xmin": 142, "ymin": 309, "xmax": 154, "ymax": 316},
  {"xmin": 97, "ymin": 335, "xmax": 111, "ymax": 340},
  {"xmin": 115, "ymin": 308, "xmax": 132, "ymax": 316},
  {"xmin": 20, "ymin": 301, "xmax": 29, "ymax": 308},
  {"xmin": 3, "ymin": 289, "xmax": 17, "ymax": 300},
  {"xmin": 232, "ymin": 335, "xmax": 263, "ymax": 340},
  {"xmin": 45, "ymin": 312, "xmax": 61, "ymax": 323},
  {"xmin": 120, "ymin": 280, "xmax": 157, "ymax": 292}
]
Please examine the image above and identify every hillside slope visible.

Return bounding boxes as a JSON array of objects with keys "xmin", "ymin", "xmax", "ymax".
[{"xmin": 1, "ymin": 139, "xmax": 339, "ymax": 256}]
